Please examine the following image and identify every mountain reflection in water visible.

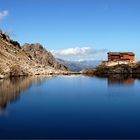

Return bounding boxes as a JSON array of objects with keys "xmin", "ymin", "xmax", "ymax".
[
  {"xmin": 0, "ymin": 74, "xmax": 139, "ymax": 111},
  {"xmin": 0, "ymin": 74, "xmax": 139, "ymax": 110},
  {"xmin": 0, "ymin": 76, "xmax": 52, "ymax": 111},
  {"xmin": 0, "ymin": 75, "xmax": 140, "ymax": 139}
]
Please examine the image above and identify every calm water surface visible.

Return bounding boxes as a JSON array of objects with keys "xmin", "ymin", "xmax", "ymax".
[{"xmin": 0, "ymin": 75, "xmax": 140, "ymax": 139}]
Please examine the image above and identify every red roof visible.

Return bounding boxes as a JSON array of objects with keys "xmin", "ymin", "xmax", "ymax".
[{"xmin": 108, "ymin": 52, "xmax": 135, "ymax": 56}]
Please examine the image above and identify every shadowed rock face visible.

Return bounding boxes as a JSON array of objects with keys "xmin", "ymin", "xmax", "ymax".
[
  {"xmin": 0, "ymin": 76, "xmax": 51, "ymax": 111},
  {"xmin": 0, "ymin": 31, "xmax": 20, "ymax": 49},
  {"xmin": 95, "ymin": 64, "xmax": 132, "ymax": 75},
  {"xmin": 22, "ymin": 43, "xmax": 68, "ymax": 70},
  {"xmin": 81, "ymin": 63, "xmax": 140, "ymax": 75}
]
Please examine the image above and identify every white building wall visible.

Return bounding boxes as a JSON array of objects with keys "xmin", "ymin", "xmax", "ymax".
[{"xmin": 104, "ymin": 61, "xmax": 130, "ymax": 66}]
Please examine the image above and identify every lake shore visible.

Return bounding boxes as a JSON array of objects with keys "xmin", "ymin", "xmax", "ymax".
[
  {"xmin": 0, "ymin": 70, "xmax": 82, "ymax": 79},
  {"xmin": 81, "ymin": 63, "xmax": 140, "ymax": 75}
]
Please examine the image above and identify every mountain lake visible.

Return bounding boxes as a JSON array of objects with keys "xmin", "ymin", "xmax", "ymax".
[{"xmin": 0, "ymin": 75, "xmax": 140, "ymax": 139}]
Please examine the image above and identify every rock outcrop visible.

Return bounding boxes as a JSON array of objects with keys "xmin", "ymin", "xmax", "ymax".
[
  {"xmin": 94, "ymin": 64, "xmax": 132, "ymax": 75},
  {"xmin": 0, "ymin": 30, "xmax": 69, "ymax": 78},
  {"xmin": 22, "ymin": 43, "xmax": 67, "ymax": 70},
  {"xmin": 81, "ymin": 63, "xmax": 140, "ymax": 75},
  {"xmin": 132, "ymin": 62, "xmax": 140, "ymax": 73}
]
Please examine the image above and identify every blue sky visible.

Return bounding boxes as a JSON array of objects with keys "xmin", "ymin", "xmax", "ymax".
[{"xmin": 0, "ymin": 0, "xmax": 140, "ymax": 61}]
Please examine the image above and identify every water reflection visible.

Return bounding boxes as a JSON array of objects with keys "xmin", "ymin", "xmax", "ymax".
[
  {"xmin": 0, "ymin": 76, "xmax": 52, "ymax": 111},
  {"xmin": 107, "ymin": 74, "xmax": 135, "ymax": 86},
  {"xmin": 0, "ymin": 75, "xmax": 140, "ymax": 138},
  {"xmin": 0, "ymin": 74, "xmax": 139, "ymax": 110}
]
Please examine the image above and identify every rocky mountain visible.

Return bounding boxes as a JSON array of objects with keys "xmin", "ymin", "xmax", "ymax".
[
  {"xmin": 57, "ymin": 58, "xmax": 101, "ymax": 72},
  {"xmin": 0, "ymin": 30, "xmax": 68, "ymax": 79},
  {"xmin": 22, "ymin": 43, "xmax": 67, "ymax": 70}
]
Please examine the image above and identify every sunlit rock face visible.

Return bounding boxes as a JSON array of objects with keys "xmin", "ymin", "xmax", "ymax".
[
  {"xmin": 22, "ymin": 43, "xmax": 68, "ymax": 70},
  {"xmin": 0, "ymin": 30, "xmax": 68, "ymax": 78}
]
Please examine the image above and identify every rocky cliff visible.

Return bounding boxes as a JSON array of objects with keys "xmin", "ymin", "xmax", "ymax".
[
  {"xmin": 0, "ymin": 31, "xmax": 68, "ymax": 78},
  {"xmin": 22, "ymin": 43, "xmax": 67, "ymax": 70}
]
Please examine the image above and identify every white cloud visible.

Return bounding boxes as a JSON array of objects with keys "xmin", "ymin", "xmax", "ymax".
[
  {"xmin": 0, "ymin": 10, "xmax": 9, "ymax": 21},
  {"xmin": 51, "ymin": 47, "xmax": 108, "ymax": 61}
]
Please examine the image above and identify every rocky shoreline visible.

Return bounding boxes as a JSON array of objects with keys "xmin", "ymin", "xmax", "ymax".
[
  {"xmin": 81, "ymin": 62, "xmax": 140, "ymax": 76},
  {"xmin": 0, "ymin": 70, "xmax": 77, "ymax": 79}
]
